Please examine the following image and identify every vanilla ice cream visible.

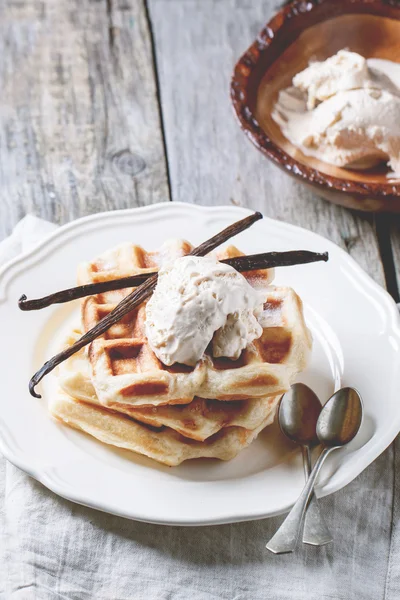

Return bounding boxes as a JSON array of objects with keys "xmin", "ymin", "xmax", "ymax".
[
  {"xmin": 272, "ymin": 50, "xmax": 400, "ymax": 174},
  {"xmin": 145, "ymin": 255, "xmax": 265, "ymax": 366}
]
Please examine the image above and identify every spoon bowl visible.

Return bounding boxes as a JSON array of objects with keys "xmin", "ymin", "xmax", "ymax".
[
  {"xmin": 279, "ymin": 383, "xmax": 322, "ymax": 446},
  {"xmin": 317, "ymin": 387, "xmax": 363, "ymax": 448}
]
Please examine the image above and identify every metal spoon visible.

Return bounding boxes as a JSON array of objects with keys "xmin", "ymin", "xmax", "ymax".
[
  {"xmin": 278, "ymin": 384, "xmax": 332, "ymax": 546},
  {"xmin": 267, "ymin": 387, "xmax": 363, "ymax": 554}
]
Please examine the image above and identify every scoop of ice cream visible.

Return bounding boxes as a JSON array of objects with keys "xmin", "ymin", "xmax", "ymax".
[
  {"xmin": 293, "ymin": 50, "xmax": 370, "ymax": 110},
  {"xmin": 272, "ymin": 50, "xmax": 400, "ymax": 173},
  {"xmin": 212, "ymin": 309, "xmax": 263, "ymax": 360},
  {"xmin": 145, "ymin": 255, "xmax": 264, "ymax": 366}
]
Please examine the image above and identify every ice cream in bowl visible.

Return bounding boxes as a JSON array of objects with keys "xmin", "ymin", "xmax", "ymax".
[{"xmin": 231, "ymin": 0, "xmax": 400, "ymax": 212}]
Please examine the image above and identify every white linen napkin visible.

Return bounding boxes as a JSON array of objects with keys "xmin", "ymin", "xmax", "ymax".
[
  {"xmin": 0, "ymin": 216, "xmax": 399, "ymax": 600},
  {"xmin": 0, "ymin": 215, "xmax": 58, "ymax": 265}
]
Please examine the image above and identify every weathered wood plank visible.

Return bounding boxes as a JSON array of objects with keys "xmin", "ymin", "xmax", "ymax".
[
  {"xmin": 373, "ymin": 215, "xmax": 400, "ymax": 302},
  {"xmin": 149, "ymin": 0, "xmax": 386, "ymax": 287},
  {"xmin": 0, "ymin": 0, "xmax": 169, "ymax": 241},
  {"xmin": 390, "ymin": 217, "xmax": 400, "ymax": 299}
]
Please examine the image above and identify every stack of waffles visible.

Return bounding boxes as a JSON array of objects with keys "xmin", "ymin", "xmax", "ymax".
[{"xmin": 51, "ymin": 240, "xmax": 312, "ymax": 466}]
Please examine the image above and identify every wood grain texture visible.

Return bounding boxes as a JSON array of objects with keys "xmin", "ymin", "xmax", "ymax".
[
  {"xmin": 0, "ymin": 0, "xmax": 169, "ymax": 241},
  {"xmin": 148, "ymin": 0, "xmax": 386, "ymax": 287},
  {"xmin": 390, "ymin": 217, "xmax": 400, "ymax": 297}
]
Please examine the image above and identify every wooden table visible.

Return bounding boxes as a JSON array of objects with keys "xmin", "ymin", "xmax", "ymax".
[
  {"xmin": 1, "ymin": 4, "xmax": 400, "ymax": 594},
  {"xmin": 0, "ymin": 0, "xmax": 398, "ymax": 305}
]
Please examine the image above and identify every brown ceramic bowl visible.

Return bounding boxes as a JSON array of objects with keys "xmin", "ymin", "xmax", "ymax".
[{"xmin": 231, "ymin": 0, "xmax": 400, "ymax": 212}]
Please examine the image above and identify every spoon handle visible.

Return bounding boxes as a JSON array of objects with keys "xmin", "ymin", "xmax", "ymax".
[
  {"xmin": 266, "ymin": 447, "xmax": 334, "ymax": 554},
  {"xmin": 301, "ymin": 446, "xmax": 333, "ymax": 546}
]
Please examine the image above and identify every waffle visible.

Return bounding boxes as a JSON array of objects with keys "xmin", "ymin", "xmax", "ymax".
[
  {"xmin": 58, "ymin": 328, "xmax": 280, "ymax": 442},
  {"xmin": 49, "ymin": 390, "xmax": 272, "ymax": 466},
  {"xmin": 79, "ymin": 240, "xmax": 311, "ymax": 408}
]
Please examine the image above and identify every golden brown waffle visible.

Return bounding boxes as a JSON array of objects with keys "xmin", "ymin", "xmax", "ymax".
[
  {"xmin": 58, "ymin": 328, "xmax": 280, "ymax": 442},
  {"xmin": 49, "ymin": 390, "xmax": 272, "ymax": 466},
  {"xmin": 79, "ymin": 241, "xmax": 311, "ymax": 408}
]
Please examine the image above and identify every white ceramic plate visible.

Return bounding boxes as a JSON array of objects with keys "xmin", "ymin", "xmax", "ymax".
[{"xmin": 1, "ymin": 203, "xmax": 399, "ymax": 526}]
